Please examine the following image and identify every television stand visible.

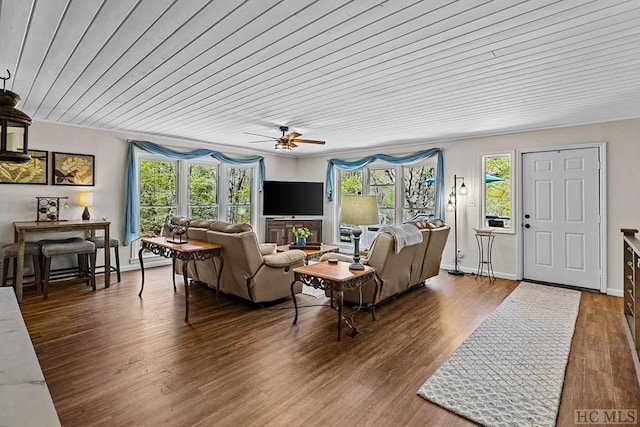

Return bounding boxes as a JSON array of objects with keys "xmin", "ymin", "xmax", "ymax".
[{"xmin": 265, "ymin": 219, "xmax": 322, "ymax": 246}]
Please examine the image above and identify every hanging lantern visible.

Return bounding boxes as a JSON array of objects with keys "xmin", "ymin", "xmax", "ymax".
[{"xmin": 0, "ymin": 70, "xmax": 31, "ymax": 163}]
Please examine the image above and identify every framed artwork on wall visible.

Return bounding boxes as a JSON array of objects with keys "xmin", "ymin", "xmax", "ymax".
[
  {"xmin": 0, "ymin": 149, "xmax": 48, "ymax": 184},
  {"xmin": 52, "ymin": 152, "xmax": 95, "ymax": 186}
]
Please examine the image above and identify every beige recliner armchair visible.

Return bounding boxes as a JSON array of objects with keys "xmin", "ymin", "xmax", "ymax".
[{"xmin": 175, "ymin": 218, "xmax": 306, "ymax": 304}]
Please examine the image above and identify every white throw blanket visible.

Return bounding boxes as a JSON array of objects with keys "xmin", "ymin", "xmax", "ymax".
[{"xmin": 378, "ymin": 224, "xmax": 423, "ymax": 254}]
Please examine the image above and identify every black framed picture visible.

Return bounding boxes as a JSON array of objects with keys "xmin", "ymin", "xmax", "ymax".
[
  {"xmin": 52, "ymin": 152, "xmax": 95, "ymax": 186},
  {"xmin": 0, "ymin": 149, "xmax": 48, "ymax": 184}
]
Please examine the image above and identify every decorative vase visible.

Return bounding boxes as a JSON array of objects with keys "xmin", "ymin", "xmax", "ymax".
[{"xmin": 296, "ymin": 238, "xmax": 307, "ymax": 247}]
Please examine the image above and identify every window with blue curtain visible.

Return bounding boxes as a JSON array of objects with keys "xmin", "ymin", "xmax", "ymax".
[{"xmin": 124, "ymin": 140, "xmax": 264, "ymax": 245}]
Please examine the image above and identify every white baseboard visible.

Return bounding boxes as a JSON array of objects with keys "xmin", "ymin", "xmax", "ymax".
[
  {"xmin": 607, "ymin": 288, "xmax": 623, "ymax": 297},
  {"xmin": 439, "ymin": 263, "xmax": 518, "ymax": 281}
]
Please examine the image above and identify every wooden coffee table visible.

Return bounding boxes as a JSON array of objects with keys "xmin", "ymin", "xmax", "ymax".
[
  {"xmin": 290, "ymin": 260, "xmax": 376, "ymax": 340},
  {"xmin": 277, "ymin": 244, "xmax": 339, "ymax": 264}
]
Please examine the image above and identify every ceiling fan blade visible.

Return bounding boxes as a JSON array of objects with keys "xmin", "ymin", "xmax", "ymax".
[
  {"xmin": 286, "ymin": 132, "xmax": 302, "ymax": 140},
  {"xmin": 244, "ymin": 131, "xmax": 276, "ymax": 139},
  {"xmin": 289, "ymin": 142, "xmax": 298, "ymax": 148},
  {"xmin": 291, "ymin": 139, "xmax": 326, "ymax": 145},
  {"xmin": 247, "ymin": 140, "xmax": 275, "ymax": 143}
]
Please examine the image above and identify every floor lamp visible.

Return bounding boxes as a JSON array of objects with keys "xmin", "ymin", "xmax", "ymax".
[
  {"xmin": 340, "ymin": 195, "xmax": 379, "ymax": 270},
  {"xmin": 446, "ymin": 174, "xmax": 468, "ymax": 275}
]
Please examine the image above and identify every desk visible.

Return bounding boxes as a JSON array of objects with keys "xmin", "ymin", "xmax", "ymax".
[
  {"xmin": 13, "ymin": 219, "xmax": 111, "ymax": 303},
  {"xmin": 290, "ymin": 261, "xmax": 376, "ymax": 340},
  {"xmin": 138, "ymin": 237, "xmax": 223, "ymax": 323}
]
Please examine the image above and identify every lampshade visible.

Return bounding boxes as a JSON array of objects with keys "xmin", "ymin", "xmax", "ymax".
[
  {"xmin": 458, "ymin": 181, "xmax": 469, "ymax": 195},
  {"xmin": 79, "ymin": 192, "xmax": 94, "ymax": 207},
  {"xmin": 446, "ymin": 200, "xmax": 454, "ymax": 212},
  {"xmin": 340, "ymin": 195, "xmax": 379, "ymax": 225}
]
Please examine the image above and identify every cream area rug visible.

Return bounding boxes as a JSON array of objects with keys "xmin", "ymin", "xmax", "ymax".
[{"xmin": 417, "ymin": 282, "xmax": 581, "ymax": 427}]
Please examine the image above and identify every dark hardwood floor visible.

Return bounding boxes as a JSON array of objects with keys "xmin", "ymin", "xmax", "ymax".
[{"xmin": 17, "ymin": 267, "xmax": 640, "ymax": 426}]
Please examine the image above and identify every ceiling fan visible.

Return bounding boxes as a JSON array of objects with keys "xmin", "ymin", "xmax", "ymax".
[{"xmin": 245, "ymin": 126, "xmax": 325, "ymax": 150}]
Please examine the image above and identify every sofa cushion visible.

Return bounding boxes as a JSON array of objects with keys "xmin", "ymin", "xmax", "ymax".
[
  {"xmin": 209, "ymin": 221, "xmax": 253, "ymax": 233},
  {"xmin": 405, "ymin": 219, "xmax": 430, "ymax": 229},
  {"xmin": 189, "ymin": 219, "xmax": 216, "ymax": 228},
  {"xmin": 427, "ymin": 218, "xmax": 446, "ymax": 228},
  {"xmin": 263, "ymin": 250, "xmax": 306, "ymax": 267},
  {"xmin": 259, "ymin": 243, "xmax": 277, "ymax": 256}
]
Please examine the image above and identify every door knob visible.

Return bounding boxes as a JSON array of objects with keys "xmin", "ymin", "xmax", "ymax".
[
  {"xmin": 525, "ymin": 224, "xmax": 531, "ymax": 229},
  {"xmin": 524, "ymin": 214, "xmax": 530, "ymax": 219}
]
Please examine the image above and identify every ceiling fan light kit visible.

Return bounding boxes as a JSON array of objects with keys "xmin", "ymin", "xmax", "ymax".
[{"xmin": 245, "ymin": 125, "xmax": 326, "ymax": 151}]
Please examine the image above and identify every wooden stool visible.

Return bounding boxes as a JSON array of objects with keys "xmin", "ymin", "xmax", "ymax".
[
  {"xmin": 2, "ymin": 242, "xmax": 42, "ymax": 293},
  {"xmin": 40, "ymin": 238, "xmax": 96, "ymax": 300},
  {"xmin": 87, "ymin": 237, "xmax": 121, "ymax": 283}
]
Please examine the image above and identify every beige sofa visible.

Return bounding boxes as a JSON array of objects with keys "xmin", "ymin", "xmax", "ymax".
[
  {"xmin": 321, "ymin": 219, "xmax": 450, "ymax": 305},
  {"xmin": 169, "ymin": 217, "xmax": 306, "ymax": 303}
]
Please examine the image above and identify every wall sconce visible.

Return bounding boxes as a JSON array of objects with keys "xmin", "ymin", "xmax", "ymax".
[
  {"xmin": 0, "ymin": 70, "xmax": 32, "ymax": 163},
  {"xmin": 447, "ymin": 174, "xmax": 468, "ymax": 275},
  {"xmin": 79, "ymin": 192, "xmax": 93, "ymax": 220}
]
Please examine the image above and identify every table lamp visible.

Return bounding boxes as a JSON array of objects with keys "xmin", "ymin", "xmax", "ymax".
[
  {"xmin": 340, "ymin": 195, "xmax": 379, "ymax": 270},
  {"xmin": 79, "ymin": 191, "xmax": 93, "ymax": 220}
]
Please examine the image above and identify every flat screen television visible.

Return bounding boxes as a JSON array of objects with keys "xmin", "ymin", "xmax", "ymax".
[{"xmin": 263, "ymin": 181, "xmax": 324, "ymax": 217}]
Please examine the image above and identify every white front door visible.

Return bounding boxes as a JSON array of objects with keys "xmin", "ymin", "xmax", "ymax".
[{"xmin": 522, "ymin": 148, "xmax": 601, "ymax": 290}]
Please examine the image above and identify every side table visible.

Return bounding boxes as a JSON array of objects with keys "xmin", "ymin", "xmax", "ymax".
[
  {"xmin": 290, "ymin": 260, "xmax": 376, "ymax": 340},
  {"xmin": 138, "ymin": 237, "xmax": 223, "ymax": 322},
  {"xmin": 474, "ymin": 228, "xmax": 495, "ymax": 280}
]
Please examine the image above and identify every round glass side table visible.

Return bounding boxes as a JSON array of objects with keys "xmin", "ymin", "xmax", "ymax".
[{"xmin": 474, "ymin": 228, "xmax": 496, "ymax": 280}]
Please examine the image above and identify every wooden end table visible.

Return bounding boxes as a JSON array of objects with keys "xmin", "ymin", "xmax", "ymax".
[
  {"xmin": 138, "ymin": 237, "xmax": 223, "ymax": 322},
  {"xmin": 290, "ymin": 260, "xmax": 376, "ymax": 340}
]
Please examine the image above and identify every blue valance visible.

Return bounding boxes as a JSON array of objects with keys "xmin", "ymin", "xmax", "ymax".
[
  {"xmin": 325, "ymin": 147, "xmax": 445, "ymax": 219},
  {"xmin": 124, "ymin": 140, "xmax": 265, "ymax": 245}
]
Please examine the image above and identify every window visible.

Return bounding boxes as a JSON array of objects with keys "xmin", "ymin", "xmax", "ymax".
[
  {"xmin": 188, "ymin": 162, "xmax": 218, "ymax": 219},
  {"xmin": 482, "ymin": 153, "xmax": 513, "ymax": 233},
  {"xmin": 335, "ymin": 161, "xmax": 437, "ymax": 245},
  {"xmin": 402, "ymin": 164, "xmax": 436, "ymax": 221},
  {"xmin": 226, "ymin": 167, "xmax": 252, "ymax": 224},
  {"xmin": 368, "ymin": 168, "xmax": 395, "ymax": 225},
  {"xmin": 138, "ymin": 155, "xmax": 255, "ymax": 240},
  {"xmin": 139, "ymin": 158, "xmax": 177, "ymax": 238}
]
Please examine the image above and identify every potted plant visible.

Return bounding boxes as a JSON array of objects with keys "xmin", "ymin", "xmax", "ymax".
[{"xmin": 292, "ymin": 226, "xmax": 312, "ymax": 246}]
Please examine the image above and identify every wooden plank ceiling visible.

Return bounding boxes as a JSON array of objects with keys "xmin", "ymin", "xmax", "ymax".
[{"xmin": 0, "ymin": 0, "xmax": 639, "ymax": 155}]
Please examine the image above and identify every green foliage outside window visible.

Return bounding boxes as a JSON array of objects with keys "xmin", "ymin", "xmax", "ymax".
[
  {"xmin": 369, "ymin": 168, "xmax": 395, "ymax": 224},
  {"xmin": 340, "ymin": 171, "xmax": 363, "ymax": 196},
  {"xmin": 338, "ymin": 165, "xmax": 436, "ymax": 228},
  {"xmin": 189, "ymin": 163, "xmax": 218, "ymax": 220},
  {"xmin": 403, "ymin": 166, "xmax": 435, "ymax": 221},
  {"xmin": 226, "ymin": 168, "xmax": 252, "ymax": 224},
  {"xmin": 485, "ymin": 155, "xmax": 511, "ymax": 220},
  {"xmin": 139, "ymin": 159, "xmax": 176, "ymax": 237}
]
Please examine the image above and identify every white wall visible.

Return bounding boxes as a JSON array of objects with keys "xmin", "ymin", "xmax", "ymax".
[{"xmin": 297, "ymin": 118, "xmax": 640, "ymax": 295}]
